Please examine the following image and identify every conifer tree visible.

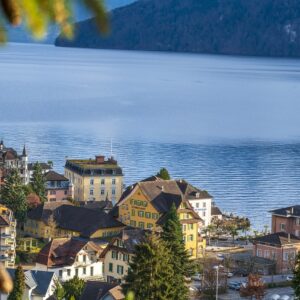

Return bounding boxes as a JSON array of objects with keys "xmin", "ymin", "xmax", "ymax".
[
  {"xmin": 1, "ymin": 169, "xmax": 27, "ymax": 223},
  {"xmin": 30, "ymin": 162, "xmax": 47, "ymax": 202},
  {"xmin": 8, "ymin": 265, "xmax": 25, "ymax": 300},
  {"xmin": 123, "ymin": 233, "xmax": 175, "ymax": 300},
  {"xmin": 161, "ymin": 203, "xmax": 195, "ymax": 300},
  {"xmin": 156, "ymin": 168, "xmax": 171, "ymax": 180},
  {"xmin": 293, "ymin": 251, "xmax": 300, "ymax": 299}
]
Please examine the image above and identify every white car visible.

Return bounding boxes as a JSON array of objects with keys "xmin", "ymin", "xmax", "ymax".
[
  {"xmin": 227, "ymin": 272, "xmax": 234, "ymax": 278},
  {"xmin": 191, "ymin": 273, "xmax": 202, "ymax": 281},
  {"xmin": 286, "ymin": 275, "xmax": 294, "ymax": 281}
]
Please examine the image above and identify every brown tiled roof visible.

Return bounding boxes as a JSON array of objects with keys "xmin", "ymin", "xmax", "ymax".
[
  {"xmin": 253, "ymin": 232, "xmax": 300, "ymax": 247},
  {"xmin": 27, "ymin": 202, "xmax": 124, "ymax": 237},
  {"xmin": 211, "ymin": 206, "xmax": 222, "ymax": 216},
  {"xmin": 44, "ymin": 171, "xmax": 68, "ymax": 182},
  {"xmin": 36, "ymin": 238, "xmax": 102, "ymax": 267},
  {"xmin": 118, "ymin": 179, "xmax": 203, "ymax": 225},
  {"xmin": 107, "ymin": 285, "xmax": 124, "ymax": 300}
]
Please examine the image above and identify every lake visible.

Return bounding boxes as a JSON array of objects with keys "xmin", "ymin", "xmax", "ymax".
[{"xmin": 1, "ymin": 43, "xmax": 300, "ymax": 230}]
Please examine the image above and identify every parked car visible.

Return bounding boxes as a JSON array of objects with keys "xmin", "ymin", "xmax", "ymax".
[
  {"xmin": 227, "ymin": 272, "xmax": 234, "ymax": 278},
  {"xmin": 228, "ymin": 281, "xmax": 242, "ymax": 290},
  {"xmin": 191, "ymin": 273, "xmax": 202, "ymax": 281},
  {"xmin": 235, "ymin": 270, "xmax": 249, "ymax": 277},
  {"xmin": 217, "ymin": 253, "xmax": 225, "ymax": 260},
  {"xmin": 286, "ymin": 275, "xmax": 294, "ymax": 281}
]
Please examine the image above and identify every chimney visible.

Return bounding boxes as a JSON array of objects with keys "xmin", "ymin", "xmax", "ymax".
[
  {"xmin": 161, "ymin": 185, "xmax": 164, "ymax": 192},
  {"xmin": 291, "ymin": 207, "xmax": 294, "ymax": 215},
  {"xmin": 95, "ymin": 155, "xmax": 105, "ymax": 164}
]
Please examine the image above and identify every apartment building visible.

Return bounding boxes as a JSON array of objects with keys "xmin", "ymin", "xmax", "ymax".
[
  {"xmin": 0, "ymin": 205, "xmax": 16, "ymax": 268},
  {"xmin": 65, "ymin": 155, "xmax": 123, "ymax": 203}
]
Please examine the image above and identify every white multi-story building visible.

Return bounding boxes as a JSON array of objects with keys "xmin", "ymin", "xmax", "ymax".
[
  {"xmin": 35, "ymin": 237, "xmax": 104, "ymax": 282},
  {"xmin": 0, "ymin": 205, "xmax": 16, "ymax": 268}
]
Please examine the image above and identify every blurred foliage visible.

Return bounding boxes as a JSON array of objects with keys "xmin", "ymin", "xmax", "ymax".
[{"xmin": 0, "ymin": 0, "xmax": 108, "ymax": 42}]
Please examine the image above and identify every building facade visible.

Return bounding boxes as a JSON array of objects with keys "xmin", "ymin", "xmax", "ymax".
[
  {"xmin": 44, "ymin": 171, "xmax": 73, "ymax": 202},
  {"xmin": 270, "ymin": 206, "xmax": 300, "ymax": 237},
  {"xmin": 117, "ymin": 178, "xmax": 203, "ymax": 259},
  {"xmin": 0, "ymin": 141, "xmax": 29, "ymax": 185},
  {"xmin": 253, "ymin": 232, "xmax": 300, "ymax": 274},
  {"xmin": 100, "ymin": 229, "xmax": 144, "ymax": 283},
  {"xmin": 36, "ymin": 238, "xmax": 104, "ymax": 282},
  {"xmin": 0, "ymin": 205, "xmax": 16, "ymax": 268},
  {"xmin": 65, "ymin": 155, "xmax": 123, "ymax": 203}
]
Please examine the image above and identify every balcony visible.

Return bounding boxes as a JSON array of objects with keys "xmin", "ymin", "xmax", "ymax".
[{"xmin": 0, "ymin": 245, "xmax": 13, "ymax": 251}]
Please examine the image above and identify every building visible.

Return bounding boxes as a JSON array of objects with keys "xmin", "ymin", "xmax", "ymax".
[
  {"xmin": 117, "ymin": 177, "xmax": 203, "ymax": 259},
  {"xmin": 44, "ymin": 171, "xmax": 74, "ymax": 202},
  {"xmin": 0, "ymin": 269, "xmax": 57, "ymax": 300},
  {"xmin": 80, "ymin": 281, "xmax": 124, "ymax": 300},
  {"xmin": 270, "ymin": 205, "xmax": 300, "ymax": 237},
  {"xmin": 100, "ymin": 228, "xmax": 145, "ymax": 283},
  {"xmin": 0, "ymin": 141, "xmax": 29, "ymax": 185},
  {"xmin": 35, "ymin": 238, "xmax": 104, "ymax": 282},
  {"xmin": 64, "ymin": 155, "xmax": 123, "ymax": 203},
  {"xmin": 177, "ymin": 180, "xmax": 213, "ymax": 227},
  {"xmin": 0, "ymin": 205, "xmax": 16, "ymax": 268},
  {"xmin": 211, "ymin": 206, "xmax": 223, "ymax": 221},
  {"xmin": 253, "ymin": 232, "xmax": 300, "ymax": 274},
  {"xmin": 28, "ymin": 162, "xmax": 52, "ymax": 181},
  {"xmin": 24, "ymin": 202, "xmax": 125, "ymax": 240}
]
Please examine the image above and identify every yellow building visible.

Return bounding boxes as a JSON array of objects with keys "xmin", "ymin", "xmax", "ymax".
[
  {"xmin": 64, "ymin": 155, "xmax": 123, "ymax": 203},
  {"xmin": 24, "ymin": 201, "xmax": 125, "ymax": 240},
  {"xmin": 117, "ymin": 177, "xmax": 203, "ymax": 259}
]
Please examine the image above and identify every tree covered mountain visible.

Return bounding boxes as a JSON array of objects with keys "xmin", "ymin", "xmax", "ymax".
[
  {"xmin": 56, "ymin": 0, "xmax": 300, "ymax": 57},
  {"xmin": 8, "ymin": 0, "xmax": 135, "ymax": 44}
]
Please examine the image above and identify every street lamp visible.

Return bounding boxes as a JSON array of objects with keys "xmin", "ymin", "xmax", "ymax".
[{"xmin": 213, "ymin": 264, "xmax": 223, "ymax": 300}]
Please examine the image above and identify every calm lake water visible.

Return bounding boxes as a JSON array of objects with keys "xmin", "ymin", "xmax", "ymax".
[{"xmin": 1, "ymin": 43, "xmax": 300, "ymax": 230}]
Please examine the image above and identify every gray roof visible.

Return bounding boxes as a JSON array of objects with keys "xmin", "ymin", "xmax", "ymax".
[
  {"xmin": 270, "ymin": 205, "xmax": 300, "ymax": 217},
  {"xmin": 253, "ymin": 232, "xmax": 300, "ymax": 247},
  {"xmin": 211, "ymin": 206, "xmax": 222, "ymax": 216},
  {"xmin": 7, "ymin": 269, "xmax": 55, "ymax": 297},
  {"xmin": 80, "ymin": 281, "xmax": 118, "ymax": 300}
]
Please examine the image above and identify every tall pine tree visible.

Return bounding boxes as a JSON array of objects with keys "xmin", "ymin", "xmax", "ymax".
[
  {"xmin": 30, "ymin": 162, "xmax": 46, "ymax": 202},
  {"xmin": 1, "ymin": 169, "xmax": 27, "ymax": 223},
  {"xmin": 161, "ymin": 203, "xmax": 195, "ymax": 300},
  {"xmin": 156, "ymin": 168, "xmax": 171, "ymax": 180},
  {"xmin": 293, "ymin": 251, "xmax": 300, "ymax": 299},
  {"xmin": 123, "ymin": 233, "xmax": 174, "ymax": 300},
  {"xmin": 8, "ymin": 265, "xmax": 25, "ymax": 300}
]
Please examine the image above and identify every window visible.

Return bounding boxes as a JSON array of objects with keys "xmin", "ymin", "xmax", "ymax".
[
  {"xmin": 50, "ymin": 198, "xmax": 56, "ymax": 202},
  {"xmin": 90, "ymin": 179, "xmax": 94, "ymax": 185},
  {"xmin": 59, "ymin": 270, "xmax": 63, "ymax": 278},
  {"xmin": 183, "ymin": 236, "xmax": 186, "ymax": 242},
  {"xmin": 112, "ymin": 178, "xmax": 116, "ymax": 185},
  {"xmin": 182, "ymin": 224, "xmax": 186, "ymax": 231},
  {"xmin": 296, "ymin": 218, "xmax": 300, "ymax": 226},
  {"xmin": 145, "ymin": 212, "xmax": 151, "ymax": 219},
  {"xmin": 67, "ymin": 269, "xmax": 71, "ymax": 277},
  {"xmin": 203, "ymin": 211, "xmax": 206, "ymax": 217},
  {"xmin": 188, "ymin": 234, "xmax": 193, "ymax": 241},
  {"xmin": 138, "ymin": 222, "xmax": 145, "ymax": 229},
  {"xmin": 90, "ymin": 189, "xmax": 94, "ymax": 196},
  {"xmin": 112, "ymin": 251, "xmax": 118, "ymax": 259},
  {"xmin": 50, "ymin": 190, "xmax": 56, "ymax": 195},
  {"xmin": 109, "ymin": 263, "xmax": 113, "ymax": 272},
  {"xmin": 117, "ymin": 265, "xmax": 124, "ymax": 275},
  {"xmin": 130, "ymin": 220, "xmax": 136, "ymax": 227},
  {"xmin": 90, "ymin": 267, "xmax": 94, "ymax": 276},
  {"xmin": 123, "ymin": 254, "xmax": 129, "ymax": 261},
  {"xmin": 83, "ymin": 255, "xmax": 86, "ymax": 263},
  {"xmin": 196, "ymin": 203, "xmax": 199, "ymax": 208},
  {"xmin": 101, "ymin": 179, "xmax": 105, "ymax": 185},
  {"xmin": 203, "ymin": 202, "xmax": 206, "ymax": 208},
  {"xmin": 147, "ymin": 223, "xmax": 153, "ymax": 229},
  {"xmin": 188, "ymin": 224, "xmax": 194, "ymax": 230},
  {"xmin": 101, "ymin": 189, "xmax": 105, "ymax": 195},
  {"xmin": 152, "ymin": 213, "xmax": 158, "ymax": 219},
  {"xmin": 257, "ymin": 249, "xmax": 262, "ymax": 257},
  {"xmin": 64, "ymin": 190, "xmax": 68, "ymax": 195},
  {"xmin": 138, "ymin": 211, "xmax": 145, "ymax": 218},
  {"xmin": 75, "ymin": 268, "xmax": 79, "ymax": 277},
  {"xmin": 131, "ymin": 209, "xmax": 135, "ymax": 216},
  {"xmin": 83, "ymin": 267, "xmax": 86, "ymax": 275},
  {"xmin": 112, "ymin": 189, "xmax": 116, "ymax": 195},
  {"xmin": 264, "ymin": 250, "xmax": 270, "ymax": 258},
  {"xmin": 280, "ymin": 223, "xmax": 286, "ymax": 231}
]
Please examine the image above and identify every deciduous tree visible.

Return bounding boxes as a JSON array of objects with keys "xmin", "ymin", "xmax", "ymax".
[{"xmin": 62, "ymin": 276, "xmax": 85, "ymax": 300}]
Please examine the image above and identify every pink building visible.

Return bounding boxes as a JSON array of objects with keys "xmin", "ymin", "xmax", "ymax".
[
  {"xmin": 270, "ymin": 206, "xmax": 300, "ymax": 237},
  {"xmin": 45, "ymin": 171, "xmax": 73, "ymax": 202},
  {"xmin": 253, "ymin": 232, "xmax": 300, "ymax": 274}
]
